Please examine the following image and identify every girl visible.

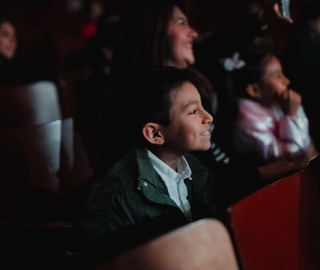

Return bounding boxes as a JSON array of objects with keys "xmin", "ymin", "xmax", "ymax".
[{"xmin": 229, "ymin": 50, "xmax": 317, "ymax": 165}]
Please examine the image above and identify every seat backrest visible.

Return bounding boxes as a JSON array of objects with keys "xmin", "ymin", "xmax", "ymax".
[
  {"xmin": 0, "ymin": 119, "xmax": 62, "ymax": 219},
  {"xmin": 0, "ymin": 80, "xmax": 62, "ymax": 130},
  {"xmin": 0, "ymin": 219, "xmax": 73, "ymax": 269},
  {"xmin": 0, "ymin": 119, "xmax": 62, "ymax": 193},
  {"xmin": 228, "ymin": 168, "xmax": 320, "ymax": 270},
  {"xmin": 95, "ymin": 219, "xmax": 239, "ymax": 270},
  {"xmin": 0, "ymin": 118, "xmax": 93, "ymax": 220}
]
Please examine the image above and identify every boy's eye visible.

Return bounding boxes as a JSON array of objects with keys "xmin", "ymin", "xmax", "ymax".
[{"xmin": 189, "ymin": 109, "xmax": 198, "ymax": 115}]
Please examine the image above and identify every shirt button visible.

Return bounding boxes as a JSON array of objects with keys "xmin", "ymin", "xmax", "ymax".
[{"xmin": 143, "ymin": 181, "xmax": 148, "ymax": 187}]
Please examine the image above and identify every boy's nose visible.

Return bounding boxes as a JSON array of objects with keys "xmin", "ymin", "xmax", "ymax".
[{"xmin": 203, "ymin": 110, "xmax": 213, "ymax": 124}]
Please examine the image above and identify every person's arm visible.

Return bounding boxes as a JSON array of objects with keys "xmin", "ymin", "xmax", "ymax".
[
  {"xmin": 234, "ymin": 100, "xmax": 313, "ymax": 164},
  {"xmin": 192, "ymin": 145, "xmax": 306, "ymax": 214},
  {"xmin": 276, "ymin": 90, "xmax": 317, "ymax": 159},
  {"xmin": 258, "ymin": 159, "xmax": 306, "ymax": 183}
]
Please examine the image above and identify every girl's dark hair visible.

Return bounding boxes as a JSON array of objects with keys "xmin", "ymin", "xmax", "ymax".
[
  {"xmin": 111, "ymin": 0, "xmax": 186, "ymax": 81},
  {"xmin": 230, "ymin": 50, "xmax": 273, "ymax": 98}
]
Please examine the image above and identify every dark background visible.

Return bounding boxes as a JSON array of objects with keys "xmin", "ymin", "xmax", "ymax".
[{"xmin": 0, "ymin": 0, "xmax": 316, "ymax": 82}]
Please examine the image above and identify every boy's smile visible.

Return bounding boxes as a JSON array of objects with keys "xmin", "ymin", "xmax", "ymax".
[{"xmin": 160, "ymin": 82, "xmax": 213, "ymax": 156}]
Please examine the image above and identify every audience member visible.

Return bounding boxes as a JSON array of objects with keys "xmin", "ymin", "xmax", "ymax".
[
  {"xmin": 228, "ymin": 49, "xmax": 317, "ymax": 166},
  {"xmin": 80, "ymin": 0, "xmax": 106, "ymax": 41},
  {"xmin": 193, "ymin": 2, "xmax": 293, "ymax": 157},
  {"xmin": 0, "ymin": 15, "xmax": 57, "ymax": 86},
  {"xmin": 70, "ymin": 67, "xmax": 221, "ymax": 264},
  {"xmin": 0, "ymin": 16, "xmax": 17, "ymax": 86},
  {"xmin": 283, "ymin": 2, "xmax": 320, "ymax": 151},
  {"xmin": 75, "ymin": 14, "xmax": 119, "ymax": 122}
]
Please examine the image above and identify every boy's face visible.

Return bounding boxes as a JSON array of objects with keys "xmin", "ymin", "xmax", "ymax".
[{"xmin": 160, "ymin": 82, "xmax": 213, "ymax": 155}]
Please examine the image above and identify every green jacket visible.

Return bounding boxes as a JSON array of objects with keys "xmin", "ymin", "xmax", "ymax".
[{"xmin": 71, "ymin": 148, "xmax": 219, "ymax": 260}]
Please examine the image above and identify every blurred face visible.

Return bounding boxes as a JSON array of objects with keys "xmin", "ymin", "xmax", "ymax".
[
  {"xmin": 0, "ymin": 22, "xmax": 17, "ymax": 60},
  {"xmin": 165, "ymin": 6, "xmax": 198, "ymax": 68},
  {"xmin": 160, "ymin": 82, "xmax": 213, "ymax": 155},
  {"xmin": 90, "ymin": 0, "xmax": 105, "ymax": 20},
  {"xmin": 257, "ymin": 56, "xmax": 290, "ymax": 107},
  {"xmin": 309, "ymin": 18, "xmax": 320, "ymax": 35}
]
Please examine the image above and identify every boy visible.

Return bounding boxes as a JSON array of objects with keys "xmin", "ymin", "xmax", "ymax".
[{"xmin": 71, "ymin": 67, "xmax": 220, "ymax": 262}]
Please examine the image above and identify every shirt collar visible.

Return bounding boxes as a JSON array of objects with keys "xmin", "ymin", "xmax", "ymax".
[{"xmin": 146, "ymin": 148, "xmax": 192, "ymax": 181}]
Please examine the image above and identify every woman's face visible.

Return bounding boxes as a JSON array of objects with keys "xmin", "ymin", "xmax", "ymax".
[
  {"xmin": 165, "ymin": 6, "xmax": 198, "ymax": 68},
  {"xmin": 0, "ymin": 22, "xmax": 17, "ymax": 60}
]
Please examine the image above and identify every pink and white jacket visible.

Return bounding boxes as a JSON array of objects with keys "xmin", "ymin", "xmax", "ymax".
[{"xmin": 233, "ymin": 98, "xmax": 315, "ymax": 165}]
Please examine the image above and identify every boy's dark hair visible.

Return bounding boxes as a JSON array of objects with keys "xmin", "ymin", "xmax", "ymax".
[
  {"xmin": 128, "ymin": 66, "xmax": 189, "ymax": 127},
  {"xmin": 98, "ymin": 67, "xmax": 190, "ymax": 170}
]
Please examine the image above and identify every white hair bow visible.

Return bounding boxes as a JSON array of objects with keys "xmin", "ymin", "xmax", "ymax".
[{"xmin": 221, "ymin": 52, "xmax": 245, "ymax": 71}]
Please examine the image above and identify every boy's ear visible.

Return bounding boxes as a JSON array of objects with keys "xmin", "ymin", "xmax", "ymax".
[
  {"xmin": 246, "ymin": 83, "xmax": 262, "ymax": 99},
  {"xmin": 142, "ymin": 123, "xmax": 165, "ymax": 145}
]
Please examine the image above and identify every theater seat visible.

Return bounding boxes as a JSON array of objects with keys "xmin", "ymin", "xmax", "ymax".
[
  {"xmin": 0, "ymin": 219, "xmax": 73, "ymax": 269},
  {"xmin": 0, "ymin": 118, "xmax": 93, "ymax": 220},
  {"xmin": 228, "ymin": 168, "xmax": 320, "ymax": 270},
  {"xmin": 94, "ymin": 219, "xmax": 239, "ymax": 270},
  {"xmin": 0, "ymin": 80, "xmax": 62, "ymax": 131}
]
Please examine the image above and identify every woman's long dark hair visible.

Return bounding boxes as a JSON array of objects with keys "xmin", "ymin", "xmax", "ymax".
[{"xmin": 111, "ymin": 0, "xmax": 186, "ymax": 81}]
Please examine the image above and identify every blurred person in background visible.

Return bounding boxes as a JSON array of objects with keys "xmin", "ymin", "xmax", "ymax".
[
  {"xmin": 0, "ymin": 16, "xmax": 17, "ymax": 86},
  {"xmin": 283, "ymin": 2, "xmax": 320, "ymax": 151},
  {"xmin": 80, "ymin": 0, "xmax": 106, "ymax": 41}
]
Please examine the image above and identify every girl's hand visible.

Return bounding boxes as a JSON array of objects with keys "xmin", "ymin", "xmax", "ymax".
[{"xmin": 277, "ymin": 89, "xmax": 301, "ymax": 115}]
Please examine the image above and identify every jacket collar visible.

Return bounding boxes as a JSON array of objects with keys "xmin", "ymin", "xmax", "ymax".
[{"xmin": 135, "ymin": 148, "xmax": 177, "ymax": 208}]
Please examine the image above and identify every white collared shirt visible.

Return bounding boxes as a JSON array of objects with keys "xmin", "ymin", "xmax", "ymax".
[{"xmin": 146, "ymin": 149, "xmax": 193, "ymax": 222}]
